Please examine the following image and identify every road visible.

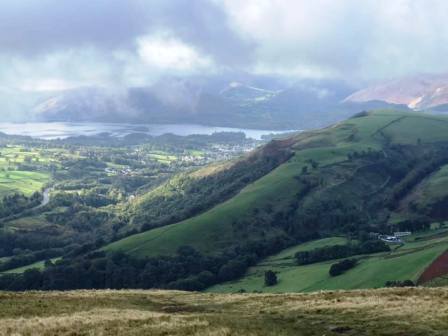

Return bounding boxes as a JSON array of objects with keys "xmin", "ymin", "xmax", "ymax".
[{"xmin": 40, "ymin": 188, "xmax": 51, "ymax": 207}]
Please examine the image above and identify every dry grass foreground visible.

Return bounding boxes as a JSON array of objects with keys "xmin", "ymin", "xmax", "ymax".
[{"xmin": 1, "ymin": 288, "xmax": 448, "ymax": 335}]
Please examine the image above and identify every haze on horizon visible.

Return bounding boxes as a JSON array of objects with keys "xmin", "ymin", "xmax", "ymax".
[{"xmin": 1, "ymin": 0, "xmax": 448, "ymax": 121}]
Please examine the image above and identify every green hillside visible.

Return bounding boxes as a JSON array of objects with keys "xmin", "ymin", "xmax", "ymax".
[
  {"xmin": 106, "ymin": 111, "xmax": 448, "ymax": 259},
  {"xmin": 104, "ymin": 158, "xmax": 304, "ymax": 256},
  {"xmin": 9, "ymin": 110, "xmax": 448, "ymax": 292}
]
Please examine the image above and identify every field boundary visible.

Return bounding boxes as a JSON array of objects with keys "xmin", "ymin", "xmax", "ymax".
[{"xmin": 417, "ymin": 250, "xmax": 448, "ymax": 284}]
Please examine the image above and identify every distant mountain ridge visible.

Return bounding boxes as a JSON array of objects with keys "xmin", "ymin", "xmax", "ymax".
[
  {"xmin": 8, "ymin": 73, "xmax": 448, "ymax": 129},
  {"xmin": 345, "ymin": 74, "xmax": 448, "ymax": 111},
  {"xmin": 32, "ymin": 76, "xmax": 408, "ymax": 130}
]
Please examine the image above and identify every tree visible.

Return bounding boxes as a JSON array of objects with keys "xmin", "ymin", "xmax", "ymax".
[
  {"xmin": 329, "ymin": 259, "xmax": 357, "ymax": 277},
  {"xmin": 385, "ymin": 280, "xmax": 415, "ymax": 287},
  {"xmin": 402, "ymin": 280, "xmax": 415, "ymax": 287},
  {"xmin": 218, "ymin": 259, "xmax": 247, "ymax": 281},
  {"xmin": 197, "ymin": 271, "xmax": 215, "ymax": 287},
  {"xmin": 264, "ymin": 270, "xmax": 277, "ymax": 286}
]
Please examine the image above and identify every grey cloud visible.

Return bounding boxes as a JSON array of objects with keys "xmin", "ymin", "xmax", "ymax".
[
  {"xmin": 0, "ymin": 0, "xmax": 148, "ymax": 54},
  {"xmin": 151, "ymin": 0, "xmax": 255, "ymax": 67},
  {"xmin": 2, "ymin": 0, "xmax": 448, "ymax": 91},
  {"xmin": 0, "ymin": 0, "xmax": 253, "ymax": 67}
]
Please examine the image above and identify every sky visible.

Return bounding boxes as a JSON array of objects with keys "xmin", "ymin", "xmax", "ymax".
[{"xmin": 1, "ymin": 0, "xmax": 448, "ymax": 95}]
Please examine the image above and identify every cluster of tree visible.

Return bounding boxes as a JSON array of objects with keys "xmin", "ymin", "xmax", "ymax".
[
  {"xmin": 0, "ymin": 199, "xmax": 124, "ymax": 270},
  {"xmin": 52, "ymin": 188, "xmax": 118, "ymax": 207},
  {"xmin": 419, "ymin": 195, "xmax": 448, "ymax": 219},
  {"xmin": 0, "ymin": 231, "xmax": 68, "ymax": 258},
  {"xmin": 0, "ymin": 192, "xmax": 42, "ymax": 219},
  {"xmin": 295, "ymin": 240, "xmax": 390, "ymax": 265},
  {"xmin": 111, "ymin": 175, "xmax": 152, "ymax": 193},
  {"xmin": 329, "ymin": 259, "xmax": 358, "ymax": 276},
  {"xmin": 0, "ymin": 235, "xmax": 293, "ymax": 291},
  {"xmin": 374, "ymin": 145, "xmax": 415, "ymax": 182},
  {"xmin": 280, "ymin": 194, "xmax": 367, "ymax": 239},
  {"xmin": 264, "ymin": 270, "xmax": 278, "ymax": 286},
  {"xmin": 394, "ymin": 216, "xmax": 431, "ymax": 232},
  {"xmin": 44, "ymin": 194, "xmax": 115, "ymax": 230},
  {"xmin": 351, "ymin": 111, "xmax": 369, "ymax": 119},
  {"xmin": 347, "ymin": 148, "xmax": 383, "ymax": 161},
  {"xmin": 58, "ymin": 158, "xmax": 107, "ymax": 179},
  {"xmin": 79, "ymin": 191, "xmax": 117, "ymax": 208},
  {"xmin": 384, "ymin": 280, "xmax": 415, "ymax": 287},
  {"xmin": 16, "ymin": 163, "xmax": 40, "ymax": 171}
]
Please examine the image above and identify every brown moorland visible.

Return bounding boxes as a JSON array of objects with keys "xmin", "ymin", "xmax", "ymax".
[{"xmin": 1, "ymin": 288, "xmax": 448, "ymax": 335}]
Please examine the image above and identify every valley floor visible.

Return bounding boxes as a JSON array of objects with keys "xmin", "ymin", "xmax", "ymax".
[{"xmin": 1, "ymin": 288, "xmax": 448, "ymax": 335}]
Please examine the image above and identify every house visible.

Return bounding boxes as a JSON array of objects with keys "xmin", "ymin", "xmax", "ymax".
[
  {"xmin": 394, "ymin": 231, "xmax": 412, "ymax": 237},
  {"xmin": 379, "ymin": 235, "xmax": 403, "ymax": 244}
]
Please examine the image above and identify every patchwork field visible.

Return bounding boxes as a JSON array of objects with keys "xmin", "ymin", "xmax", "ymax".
[
  {"xmin": 1, "ymin": 288, "xmax": 448, "ymax": 335},
  {"xmin": 0, "ymin": 145, "xmax": 53, "ymax": 196},
  {"xmin": 0, "ymin": 170, "xmax": 49, "ymax": 196}
]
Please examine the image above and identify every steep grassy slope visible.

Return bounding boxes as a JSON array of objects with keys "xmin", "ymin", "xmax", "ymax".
[
  {"xmin": 208, "ymin": 229, "xmax": 448, "ymax": 293},
  {"xmin": 1, "ymin": 288, "xmax": 448, "ymax": 335},
  {"xmin": 107, "ymin": 111, "xmax": 448, "ymax": 258}
]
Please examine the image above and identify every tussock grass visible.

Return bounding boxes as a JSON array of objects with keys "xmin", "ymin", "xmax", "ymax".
[{"xmin": 1, "ymin": 288, "xmax": 448, "ymax": 335}]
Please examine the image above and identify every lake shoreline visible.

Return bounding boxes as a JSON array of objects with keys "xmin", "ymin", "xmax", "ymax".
[{"xmin": 0, "ymin": 121, "xmax": 297, "ymax": 140}]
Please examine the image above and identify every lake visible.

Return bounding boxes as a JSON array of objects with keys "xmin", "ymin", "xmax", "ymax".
[{"xmin": 0, "ymin": 122, "xmax": 294, "ymax": 140}]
